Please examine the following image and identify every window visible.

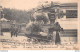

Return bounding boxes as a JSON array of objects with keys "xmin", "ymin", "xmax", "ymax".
[{"xmin": 66, "ymin": 10, "xmax": 77, "ymax": 18}]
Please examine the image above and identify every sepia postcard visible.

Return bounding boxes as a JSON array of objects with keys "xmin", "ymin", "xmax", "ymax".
[{"xmin": 0, "ymin": 0, "xmax": 80, "ymax": 50}]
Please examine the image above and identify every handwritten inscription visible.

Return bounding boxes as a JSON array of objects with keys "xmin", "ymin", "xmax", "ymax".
[{"xmin": 0, "ymin": 39, "xmax": 77, "ymax": 50}]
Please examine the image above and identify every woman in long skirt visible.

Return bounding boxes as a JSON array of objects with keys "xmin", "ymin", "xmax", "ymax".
[{"xmin": 55, "ymin": 31, "xmax": 61, "ymax": 45}]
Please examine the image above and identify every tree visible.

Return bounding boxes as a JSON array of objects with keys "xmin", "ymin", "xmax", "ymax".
[{"xmin": 2, "ymin": 8, "xmax": 31, "ymax": 23}]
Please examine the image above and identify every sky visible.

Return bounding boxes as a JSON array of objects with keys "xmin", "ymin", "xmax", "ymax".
[{"xmin": 0, "ymin": 0, "xmax": 78, "ymax": 11}]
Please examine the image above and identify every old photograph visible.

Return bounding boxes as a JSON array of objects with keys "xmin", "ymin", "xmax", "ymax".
[{"xmin": 0, "ymin": 0, "xmax": 79, "ymax": 50}]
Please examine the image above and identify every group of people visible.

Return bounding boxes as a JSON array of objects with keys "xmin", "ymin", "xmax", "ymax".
[{"xmin": 10, "ymin": 24, "xmax": 19, "ymax": 37}]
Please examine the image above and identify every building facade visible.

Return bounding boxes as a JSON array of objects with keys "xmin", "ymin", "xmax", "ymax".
[{"xmin": 38, "ymin": 2, "xmax": 77, "ymax": 36}]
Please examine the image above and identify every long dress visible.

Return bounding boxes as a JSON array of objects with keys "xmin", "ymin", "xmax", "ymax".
[{"xmin": 55, "ymin": 31, "xmax": 61, "ymax": 44}]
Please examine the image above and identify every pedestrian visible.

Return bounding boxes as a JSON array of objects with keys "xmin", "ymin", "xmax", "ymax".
[
  {"xmin": 54, "ymin": 22, "xmax": 62, "ymax": 45},
  {"xmin": 14, "ymin": 27, "xmax": 18, "ymax": 37},
  {"xmin": 10, "ymin": 26, "xmax": 15, "ymax": 37},
  {"xmin": 55, "ymin": 31, "xmax": 61, "ymax": 45}
]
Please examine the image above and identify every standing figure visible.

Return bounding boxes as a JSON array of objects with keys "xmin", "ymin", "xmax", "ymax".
[
  {"xmin": 10, "ymin": 24, "xmax": 18, "ymax": 37},
  {"xmin": 54, "ymin": 22, "xmax": 63, "ymax": 45},
  {"xmin": 14, "ymin": 27, "xmax": 18, "ymax": 37},
  {"xmin": 55, "ymin": 31, "xmax": 61, "ymax": 45},
  {"xmin": 10, "ymin": 25, "xmax": 15, "ymax": 37},
  {"xmin": 48, "ymin": 22, "xmax": 63, "ymax": 44}
]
